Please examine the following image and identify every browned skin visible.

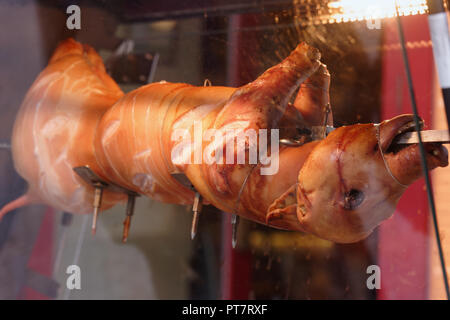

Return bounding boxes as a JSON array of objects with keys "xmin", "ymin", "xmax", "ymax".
[
  {"xmin": 288, "ymin": 115, "xmax": 448, "ymax": 243},
  {"xmin": 94, "ymin": 42, "xmax": 325, "ymax": 212}
]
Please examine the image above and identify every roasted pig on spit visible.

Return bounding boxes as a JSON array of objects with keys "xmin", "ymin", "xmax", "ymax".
[{"xmin": 1, "ymin": 39, "xmax": 448, "ymax": 243}]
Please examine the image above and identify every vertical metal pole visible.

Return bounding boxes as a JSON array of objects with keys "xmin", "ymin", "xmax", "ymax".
[
  {"xmin": 397, "ymin": 2, "xmax": 450, "ymax": 299},
  {"xmin": 427, "ymin": 0, "xmax": 450, "ymax": 132},
  {"xmin": 427, "ymin": 0, "xmax": 450, "ymax": 299}
]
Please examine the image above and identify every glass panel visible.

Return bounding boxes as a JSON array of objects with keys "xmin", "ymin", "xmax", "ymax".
[{"xmin": 0, "ymin": 0, "xmax": 448, "ymax": 300}]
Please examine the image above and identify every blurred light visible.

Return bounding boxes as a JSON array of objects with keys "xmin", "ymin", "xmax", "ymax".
[
  {"xmin": 150, "ymin": 20, "xmax": 176, "ymax": 32},
  {"xmin": 327, "ymin": 0, "xmax": 428, "ymax": 24},
  {"xmin": 248, "ymin": 231, "xmax": 333, "ymax": 251}
]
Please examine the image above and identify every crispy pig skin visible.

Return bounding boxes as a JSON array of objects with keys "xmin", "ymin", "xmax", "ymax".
[{"xmin": 1, "ymin": 38, "xmax": 125, "ymax": 216}]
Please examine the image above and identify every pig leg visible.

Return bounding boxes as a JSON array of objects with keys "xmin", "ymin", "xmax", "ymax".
[
  {"xmin": 293, "ymin": 63, "xmax": 333, "ymax": 127},
  {"xmin": 214, "ymin": 42, "xmax": 321, "ymax": 131}
]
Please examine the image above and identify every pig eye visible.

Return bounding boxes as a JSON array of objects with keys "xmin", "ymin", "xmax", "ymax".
[{"xmin": 343, "ymin": 189, "xmax": 365, "ymax": 210}]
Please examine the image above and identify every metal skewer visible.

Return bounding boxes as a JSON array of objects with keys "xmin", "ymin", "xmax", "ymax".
[
  {"xmin": 191, "ymin": 192, "xmax": 202, "ymax": 240},
  {"xmin": 122, "ymin": 193, "xmax": 138, "ymax": 243},
  {"xmin": 171, "ymin": 173, "xmax": 204, "ymax": 241},
  {"xmin": 231, "ymin": 214, "xmax": 240, "ymax": 249},
  {"xmin": 281, "ymin": 128, "xmax": 450, "ymax": 147},
  {"xmin": 91, "ymin": 184, "xmax": 103, "ymax": 235}
]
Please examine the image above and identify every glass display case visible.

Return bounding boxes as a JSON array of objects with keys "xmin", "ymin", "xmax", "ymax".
[{"xmin": 0, "ymin": 0, "xmax": 449, "ymax": 300}]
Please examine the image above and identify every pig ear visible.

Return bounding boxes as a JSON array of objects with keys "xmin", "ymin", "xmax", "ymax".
[
  {"xmin": 266, "ymin": 185, "xmax": 302, "ymax": 230},
  {"xmin": 266, "ymin": 205, "xmax": 299, "ymax": 230}
]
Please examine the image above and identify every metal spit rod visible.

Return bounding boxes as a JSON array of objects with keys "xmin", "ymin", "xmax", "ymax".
[
  {"xmin": 281, "ymin": 129, "xmax": 450, "ymax": 146},
  {"xmin": 396, "ymin": 130, "xmax": 450, "ymax": 144}
]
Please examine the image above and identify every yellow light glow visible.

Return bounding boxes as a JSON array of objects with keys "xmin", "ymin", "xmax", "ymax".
[{"xmin": 327, "ymin": 0, "xmax": 428, "ymax": 23}]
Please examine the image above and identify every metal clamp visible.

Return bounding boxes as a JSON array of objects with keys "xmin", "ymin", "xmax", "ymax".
[{"xmin": 73, "ymin": 166, "xmax": 140, "ymax": 241}]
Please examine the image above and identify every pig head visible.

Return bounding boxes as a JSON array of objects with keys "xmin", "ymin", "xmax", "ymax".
[{"xmin": 295, "ymin": 114, "xmax": 448, "ymax": 243}]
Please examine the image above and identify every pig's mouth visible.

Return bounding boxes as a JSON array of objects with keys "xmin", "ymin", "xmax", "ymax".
[{"xmin": 381, "ymin": 115, "xmax": 448, "ymax": 170}]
